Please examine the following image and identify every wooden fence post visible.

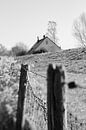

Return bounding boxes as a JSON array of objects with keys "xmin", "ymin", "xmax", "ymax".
[
  {"xmin": 47, "ymin": 64, "xmax": 67, "ymax": 130},
  {"xmin": 16, "ymin": 64, "xmax": 28, "ymax": 130}
]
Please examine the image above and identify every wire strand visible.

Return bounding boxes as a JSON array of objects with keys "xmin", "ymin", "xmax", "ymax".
[
  {"xmin": 21, "ymin": 66, "xmax": 47, "ymax": 79},
  {"xmin": 29, "ymin": 70, "xmax": 47, "ymax": 79},
  {"xmin": 22, "ymin": 66, "xmax": 86, "ymax": 90},
  {"xmin": 77, "ymin": 85, "xmax": 86, "ymax": 89}
]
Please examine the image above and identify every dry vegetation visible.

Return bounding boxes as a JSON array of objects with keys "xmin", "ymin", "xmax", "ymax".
[{"xmin": 0, "ymin": 47, "xmax": 86, "ymax": 129}]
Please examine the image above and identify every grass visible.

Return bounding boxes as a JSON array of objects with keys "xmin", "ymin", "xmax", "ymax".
[{"xmin": 0, "ymin": 47, "xmax": 86, "ymax": 129}]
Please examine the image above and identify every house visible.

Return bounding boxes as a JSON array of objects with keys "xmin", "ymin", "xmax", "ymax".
[{"xmin": 28, "ymin": 35, "xmax": 61, "ymax": 54}]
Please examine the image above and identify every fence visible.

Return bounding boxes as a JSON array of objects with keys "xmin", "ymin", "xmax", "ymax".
[{"xmin": 13, "ymin": 64, "xmax": 86, "ymax": 130}]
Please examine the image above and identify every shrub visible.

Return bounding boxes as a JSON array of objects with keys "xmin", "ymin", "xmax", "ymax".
[{"xmin": 11, "ymin": 42, "xmax": 28, "ymax": 56}]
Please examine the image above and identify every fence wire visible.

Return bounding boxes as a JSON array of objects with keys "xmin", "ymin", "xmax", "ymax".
[
  {"xmin": 26, "ymin": 78, "xmax": 86, "ymax": 130},
  {"xmin": 22, "ymin": 65, "xmax": 86, "ymax": 130},
  {"xmin": 22, "ymin": 65, "xmax": 86, "ymax": 90},
  {"xmin": 29, "ymin": 70, "xmax": 47, "ymax": 79},
  {"xmin": 25, "ymin": 79, "xmax": 47, "ymax": 130}
]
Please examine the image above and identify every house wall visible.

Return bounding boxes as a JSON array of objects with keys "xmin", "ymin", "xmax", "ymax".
[{"xmin": 35, "ymin": 38, "xmax": 61, "ymax": 53}]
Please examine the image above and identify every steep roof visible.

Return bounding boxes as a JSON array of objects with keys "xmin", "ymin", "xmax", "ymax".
[{"xmin": 28, "ymin": 36, "xmax": 61, "ymax": 54}]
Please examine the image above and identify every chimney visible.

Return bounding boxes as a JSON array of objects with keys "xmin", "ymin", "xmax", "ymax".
[
  {"xmin": 43, "ymin": 35, "xmax": 45, "ymax": 39},
  {"xmin": 37, "ymin": 36, "xmax": 39, "ymax": 42}
]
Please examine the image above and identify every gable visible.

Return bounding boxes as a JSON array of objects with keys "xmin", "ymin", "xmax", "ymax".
[
  {"xmin": 28, "ymin": 36, "xmax": 61, "ymax": 54},
  {"xmin": 35, "ymin": 37, "xmax": 61, "ymax": 52},
  {"xmin": 28, "ymin": 39, "xmax": 44, "ymax": 54}
]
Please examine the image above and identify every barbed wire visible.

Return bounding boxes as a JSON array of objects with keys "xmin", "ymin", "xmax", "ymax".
[
  {"xmin": 77, "ymin": 85, "xmax": 86, "ymax": 90},
  {"xmin": 26, "ymin": 79, "xmax": 86, "ymax": 128},
  {"xmin": 22, "ymin": 66, "xmax": 86, "ymax": 90},
  {"xmin": 21, "ymin": 65, "xmax": 47, "ymax": 79},
  {"xmin": 21, "ymin": 65, "xmax": 86, "ymax": 128},
  {"xmin": 27, "ymin": 79, "xmax": 47, "ymax": 107},
  {"xmin": 26, "ymin": 79, "xmax": 47, "ymax": 121},
  {"xmin": 29, "ymin": 70, "xmax": 47, "ymax": 79}
]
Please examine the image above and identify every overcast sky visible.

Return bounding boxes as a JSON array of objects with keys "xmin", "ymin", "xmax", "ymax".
[{"xmin": 0, "ymin": 0, "xmax": 86, "ymax": 50}]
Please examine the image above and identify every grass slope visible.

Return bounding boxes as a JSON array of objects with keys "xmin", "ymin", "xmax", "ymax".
[
  {"xmin": 0, "ymin": 47, "xmax": 86, "ymax": 129},
  {"xmin": 18, "ymin": 47, "xmax": 86, "ymax": 120}
]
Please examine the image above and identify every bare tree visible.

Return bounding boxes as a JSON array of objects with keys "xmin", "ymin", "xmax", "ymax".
[
  {"xmin": 73, "ymin": 13, "xmax": 86, "ymax": 46},
  {"xmin": 46, "ymin": 21, "xmax": 59, "ymax": 44}
]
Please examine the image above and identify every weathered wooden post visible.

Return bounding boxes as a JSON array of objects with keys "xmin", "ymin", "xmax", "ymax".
[
  {"xmin": 47, "ymin": 64, "xmax": 67, "ymax": 130},
  {"xmin": 16, "ymin": 64, "xmax": 28, "ymax": 130}
]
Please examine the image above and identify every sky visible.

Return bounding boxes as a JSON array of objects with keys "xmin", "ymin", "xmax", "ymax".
[{"xmin": 0, "ymin": 0, "xmax": 86, "ymax": 50}]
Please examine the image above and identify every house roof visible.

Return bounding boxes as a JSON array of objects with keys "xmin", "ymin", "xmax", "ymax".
[{"xmin": 28, "ymin": 36, "xmax": 61, "ymax": 54}]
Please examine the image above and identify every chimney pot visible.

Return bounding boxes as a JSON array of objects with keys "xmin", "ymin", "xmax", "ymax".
[
  {"xmin": 43, "ymin": 35, "xmax": 45, "ymax": 39},
  {"xmin": 37, "ymin": 36, "xmax": 39, "ymax": 42}
]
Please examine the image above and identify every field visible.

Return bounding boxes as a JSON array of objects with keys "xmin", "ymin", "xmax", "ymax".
[{"xmin": 0, "ymin": 47, "xmax": 86, "ymax": 129}]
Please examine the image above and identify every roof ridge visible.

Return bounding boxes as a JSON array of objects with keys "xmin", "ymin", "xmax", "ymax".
[{"xmin": 28, "ymin": 36, "xmax": 61, "ymax": 54}]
